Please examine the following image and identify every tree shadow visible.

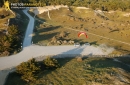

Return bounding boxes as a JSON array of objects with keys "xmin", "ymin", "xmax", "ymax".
[
  {"xmin": 60, "ymin": 46, "xmax": 85, "ymax": 55},
  {"xmin": 38, "ymin": 25, "xmax": 61, "ymax": 32},
  {"xmin": 33, "ymin": 17, "xmax": 61, "ymax": 44},
  {"xmin": 90, "ymin": 41, "xmax": 99, "ymax": 45},
  {"xmin": 33, "ymin": 32, "xmax": 58, "ymax": 43},
  {"xmin": 51, "ymin": 46, "xmax": 88, "ymax": 69},
  {"xmin": 34, "ymin": 18, "xmax": 46, "ymax": 28},
  {"xmin": 116, "ymin": 56, "xmax": 130, "ymax": 65},
  {"xmin": 35, "ymin": 16, "xmax": 46, "ymax": 23},
  {"xmin": 73, "ymin": 39, "xmax": 85, "ymax": 44},
  {"xmin": 114, "ymin": 46, "xmax": 130, "ymax": 55},
  {"xmin": 87, "ymin": 57, "xmax": 130, "ymax": 72},
  {"xmin": 5, "ymin": 72, "xmax": 26, "ymax": 85},
  {"xmin": 109, "ymin": 29, "xmax": 119, "ymax": 33}
]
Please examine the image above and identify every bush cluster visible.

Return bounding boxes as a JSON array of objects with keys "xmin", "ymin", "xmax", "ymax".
[
  {"xmin": 0, "ymin": 25, "xmax": 21, "ymax": 56},
  {"xmin": 43, "ymin": 57, "xmax": 60, "ymax": 69},
  {"xmin": 16, "ymin": 58, "xmax": 40, "ymax": 82},
  {"xmin": 16, "ymin": 57, "xmax": 60, "ymax": 82},
  {"xmin": 48, "ymin": 31, "xmax": 75, "ymax": 45}
]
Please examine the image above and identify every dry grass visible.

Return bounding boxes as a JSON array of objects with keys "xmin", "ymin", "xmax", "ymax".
[
  {"xmin": 32, "ymin": 7, "xmax": 130, "ymax": 54},
  {"xmin": 0, "ymin": 8, "xmax": 14, "ymax": 31}
]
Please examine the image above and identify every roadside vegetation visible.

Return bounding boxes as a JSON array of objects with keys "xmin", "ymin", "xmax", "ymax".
[
  {"xmin": 6, "ymin": 57, "xmax": 60, "ymax": 83},
  {"xmin": 5, "ymin": 56, "xmax": 130, "ymax": 85},
  {"xmin": 0, "ymin": 8, "xmax": 29, "ymax": 56},
  {"xmin": 0, "ymin": 25, "xmax": 21, "ymax": 56}
]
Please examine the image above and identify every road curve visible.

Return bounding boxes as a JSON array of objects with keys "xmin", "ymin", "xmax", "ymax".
[{"xmin": 22, "ymin": 9, "xmax": 34, "ymax": 48}]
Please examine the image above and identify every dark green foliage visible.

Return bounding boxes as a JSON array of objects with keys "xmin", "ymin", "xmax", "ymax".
[
  {"xmin": 16, "ymin": 58, "xmax": 40, "ymax": 82},
  {"xmin": 7, "ymin": 25, "xmax": 19, "ymax": 36},
  {"xmin": 0, "ymin": 25, "xmax": 21, "ymax": 56},
  {"xmin": 43, "ymin": 57, "xmax": 60, "ymax": 69},
  {"xmin": 16, "ymin": 57, "xmax": 59, "ymax": 82},
  {"xmin": 0, "ymin": 0, "xmax": 4, "ymax": 7}
]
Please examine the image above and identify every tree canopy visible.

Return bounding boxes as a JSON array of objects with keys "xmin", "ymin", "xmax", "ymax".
[
  {"xmin": 16, "ymin": 58, "xmax": 40, "ymax": 82},
  {"xmin": 0, "ymin": 25, "xmax": 21, "ymax": 56}
]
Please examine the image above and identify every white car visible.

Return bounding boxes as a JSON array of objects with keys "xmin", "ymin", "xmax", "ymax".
[
  {"xmin": 74, "ymin": 43, "xmax": 80, "ymax": 47},
  {"xmin": 84, "ymin": 43, "xmax": 90, "ymax": 46}
]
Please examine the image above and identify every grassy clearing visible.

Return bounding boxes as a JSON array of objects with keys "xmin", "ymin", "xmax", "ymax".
[
  {"xmin": 5, "ymin": 56, "xmax": 130, "ymax": 85},
  {"xmin": 31, "ymin": 7, "xmax": 130, "ymax": 54},
  {"xmin": 0, "ymin": 8, "xmax": 14, "ymax": 31}
]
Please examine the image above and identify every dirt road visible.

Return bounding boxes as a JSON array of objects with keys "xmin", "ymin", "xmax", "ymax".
[{"xmin": 22, "ymin": 9, "xmax": 34, "ymax": 47}]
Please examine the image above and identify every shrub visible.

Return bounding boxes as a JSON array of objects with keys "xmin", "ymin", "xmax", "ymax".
[
  {"xmin": 16, "ymin": 58, "xmax": 40, "ymax": 82},
  {"xmin": 43, "ymin": 57, "xmax": 60, "ymax": 69},
  {"xmin": 77, "ymin": 57, "xmax": 83, "ymax": 62},
  {"xmin": 0, "ymin": 25, "xmax": 21, "ymax": 56},
  {"xmin": 59, "ymin": 31, "xmax": 66, "ymax": 38}
]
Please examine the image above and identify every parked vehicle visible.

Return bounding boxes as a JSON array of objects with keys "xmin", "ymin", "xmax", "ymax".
[
  {"xmin": 84, "ymin": 43, "xmax": 90, "ymax": 46},
  {"xmin": 74, "ymin": 43, "xmax": 80, "ymax": 47}
]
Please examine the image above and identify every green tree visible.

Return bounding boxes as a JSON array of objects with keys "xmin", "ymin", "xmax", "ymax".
[
  {"xmin": 16, "ymin": 58, "xmax": 40, "ymax": 82},
  {"xmin": 0, "ymin": 0, "xmax": 4, "ymax": 7},
  {"xmin": 8, "ymin": 25, "xmax": 21, "ymax": 48},
  {"xmin": 0, "ymin": 35, "xmax": 11, "ymax": 53},
  {"xmin": 7, "ymin": 25, "xmax": 19, "ymax": 36},
  {"xmin": 43, "ymin": 57, "xmax": 60, "ymax": 69}
]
